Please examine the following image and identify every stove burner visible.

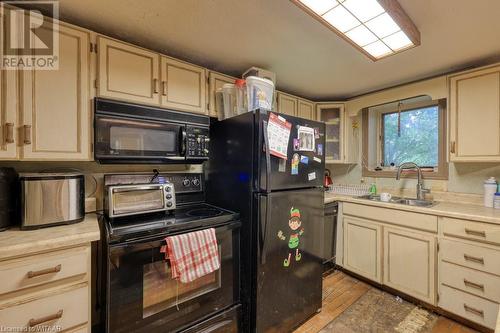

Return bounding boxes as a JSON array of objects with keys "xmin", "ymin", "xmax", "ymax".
[{"xmin": 186, "ymin": 208, "xmax": 223, "ymax": 218}]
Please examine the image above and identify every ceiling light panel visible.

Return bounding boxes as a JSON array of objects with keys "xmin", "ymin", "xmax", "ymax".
[
  {"xmin": 293, "ymin": 0, "xmax": 420, "ymax": 60},
  {"xmin": 299, "ymin": 0, "xmax": 338, "ymax": 15}
]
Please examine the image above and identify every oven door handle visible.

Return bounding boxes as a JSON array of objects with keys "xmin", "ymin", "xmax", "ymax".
[
  {"xmin": 180, "ymin": 127, "xmax": 187, "ymax": 156},
  {"xmin": 198, "ymin": 320, "xmax": 233, "ymax": 333}
]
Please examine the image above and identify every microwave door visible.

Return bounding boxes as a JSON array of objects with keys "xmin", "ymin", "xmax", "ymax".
[{"xmin": 95, "ymin": 115, "xmax": 185, "ymax": 162}]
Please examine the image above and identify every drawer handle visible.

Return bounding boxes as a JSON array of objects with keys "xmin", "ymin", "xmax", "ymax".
[
  {"xmin": 463, "ymin": 304, "xmax": 484, "ymax": 318},
  {"xmin": 463, "ymin": 279, "xmax": 485, "ymax": 291},
  {"xmin": 5, "ymin": 123, "xmax": 14, "ymax": 144},
  {"xmin": 463, "ymin": 254, "xmax": 484, "ymax": 265},
  {"xmin": 27, "ymin": 264, "xmax": 62, "ymax": 278},
  {"xmin": 162, "ymin": 81, "xmax": 167, "ymax": 96},
  {"xmin": 23, "ymin": 125, "xmax": 31, "ymax": 145},
  {"xmin": 465, "ymin": 228, "xmax": 486, "ymax": 237},
  {"xmin": 28, "ymin": 309, "xmax": 63, "ymax": 327}
]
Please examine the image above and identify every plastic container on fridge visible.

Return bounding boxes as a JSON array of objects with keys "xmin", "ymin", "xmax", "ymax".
[
  {"xmin": 235, "ymin": 79, "xmax": 247, "ymax": 115},
  {"xmin": 246, "ymin": 76, "xmax": 274, "ymax": 111},
  {"xmin": 222, "ymin": 83, "xmax": 236, "ymax": 119}
]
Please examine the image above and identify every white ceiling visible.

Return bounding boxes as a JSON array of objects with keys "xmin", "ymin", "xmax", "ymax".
[{"xmin": 47, "ymin": 0, "xmax": 500, "ymax": 100}]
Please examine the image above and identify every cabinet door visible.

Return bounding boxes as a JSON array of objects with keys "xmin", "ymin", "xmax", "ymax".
[
  {"xmin": 297, "ymin": 99, "xmax": 315, "ymax": 120},
  {"xmin": 0, "ymin": 13, "xmax": 18, "ymax": 160},
  {"xmin": 317, "ymin": 103, "xmax": 345, "ymax": 163},
  {"xmin": 208, "ymin": 71, "xmax": 235, "ymax": 118},
  {"xmin": 97, "ymin": 36, "xmax": 160, "ymax": 106},
  {"xmin": 343, "ymin": 216, "xmax": 382, "ymax": 283},
  {"xmin": 277, "ymin": 92, "xmax": 297, "ymax": 116},
  {"xmin": 20, "ymin": 24, "xmax": 91, "ymax": 160},
  {"xmin": 450, "ymin": 66, "xmax": 500, "ymax": 161},
  {"xmin": 160, "ymin": 56, "xmax": 206, "ymax": 114},
  {"xmin": 383, "ymin": 226, "xmax": 436, "ymax": 304}
]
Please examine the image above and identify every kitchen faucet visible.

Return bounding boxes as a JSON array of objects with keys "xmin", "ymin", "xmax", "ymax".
[{"xmin": 396, "ymin": 162, "xmax": 431, "ymax": 200}]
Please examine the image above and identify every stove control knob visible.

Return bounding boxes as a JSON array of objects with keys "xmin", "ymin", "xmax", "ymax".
[
  {"xmin": 204, "ymin": 137, "xmax": 210, "ymax": 143},
  {"xmin": 166, "ymin": 194, "xmax": 172, "ymax": 199},
  {"xmin": 182, "ymin": 179, "xmax": 190, "ymax": 187},
  {"xmin": 203, "ymin": 149, "xmax": 209, "ymax": 154},
  {"xmin": 192, "ymin": 178, "xmax": 200, "ymax": 186},
  {"xmin": 166, "ymin": 202, "xmax": 173, "ymax": 208},
  {"xmin": 165, "ymin": 186, "xmax": 171, "ymax": 192}
]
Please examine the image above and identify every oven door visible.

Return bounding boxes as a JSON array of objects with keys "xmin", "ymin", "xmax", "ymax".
[
  {"xmin": 105, "ymin": 222, "xmax": 240, "ymax": 333},
  {"xmin": 95, "ymin": 114, "xmax": 186, "ymax": 163}
]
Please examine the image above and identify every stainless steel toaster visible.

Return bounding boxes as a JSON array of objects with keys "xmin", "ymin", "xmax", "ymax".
[{"xmin": 19, "ymin": 173, "xmax": 85, "ymax": 229}]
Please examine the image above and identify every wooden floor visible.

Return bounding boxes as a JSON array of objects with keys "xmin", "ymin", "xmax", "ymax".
[{"xmin": 293, "ymin": 271, "xmax": 478, "ymax": 333}]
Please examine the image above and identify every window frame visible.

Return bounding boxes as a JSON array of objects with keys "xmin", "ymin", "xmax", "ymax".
[{"xmin": 362, "ymin": 98, "xmax": 448, "ymax": 180}]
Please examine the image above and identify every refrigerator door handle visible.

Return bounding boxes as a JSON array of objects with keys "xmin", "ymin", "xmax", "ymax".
[
  {"xmin": 262, "ymin": 120, "xmax": 271, "ymax": 193},
  {"xmin": 259, "ymin": 194, "xmax": 271, "ymax": 265}
]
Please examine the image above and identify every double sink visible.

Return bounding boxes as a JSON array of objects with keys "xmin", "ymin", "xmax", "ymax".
[{"xmin": 358, "ymin": 194, "xmax": 437, "ymax": 208}]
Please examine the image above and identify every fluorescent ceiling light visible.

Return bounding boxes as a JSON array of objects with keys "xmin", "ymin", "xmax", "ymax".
[
  {"xmin": 345, "ymin": 25, "xmax": 377, "ymax": 46},
  {"xmin": 299, "ymin": 0, "xmax": 338, "ymax": 15},
  {"xmin": 363, "ymin": 40, "xmax": 392, "ymax": 58},
  {"xmin": 322, "ymin": 5, "xmax": 359, "ymax": 32},
  {"xmin": 365, "ymin": 13, "xmax": 400, "ymax": 38},
  {"xmin": 342, "ymin": 0, "xmax": 384, "ymax": 23},
  {"xmin": 383, "ymin": 31, "xmax": 413, "ymax": 50},
  {"xmin": 292, "ymin": 0, "xmax": 420, "ymax": 60}
]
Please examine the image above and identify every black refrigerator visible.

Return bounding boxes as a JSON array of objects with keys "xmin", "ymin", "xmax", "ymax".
[{"xmin": 206, "ymin": 110, "xmax": 325, "ymax": 332}]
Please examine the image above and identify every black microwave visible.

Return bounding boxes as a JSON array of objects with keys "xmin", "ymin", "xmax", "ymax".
[{"xmin": 94, "ymin": 98, "xmax": 210, "ymax": 164}]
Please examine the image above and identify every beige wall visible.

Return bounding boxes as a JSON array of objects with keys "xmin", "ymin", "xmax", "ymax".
[{"xmin": 330, "ymin": 75, "xmax": 500, "ymax": 195}]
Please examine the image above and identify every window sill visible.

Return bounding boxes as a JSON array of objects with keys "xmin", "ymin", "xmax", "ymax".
[{"xmin": 362, "ymin": 168, "xmax": 448, "ymax": 180}]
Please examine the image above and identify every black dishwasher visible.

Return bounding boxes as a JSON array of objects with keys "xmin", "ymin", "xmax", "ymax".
[{"xmin": 322, "ymin": 202, "xmax": 338, "ymax": 266}]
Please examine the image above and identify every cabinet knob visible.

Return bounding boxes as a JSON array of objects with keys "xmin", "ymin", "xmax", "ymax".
[
  {"xmin": 153, "ymin": 78, "xmax": 159, "ymax": 94},
  {"xmin": 450, "ymin": 141, "xmax": 456, "ymax": 154},
  {"xmin": 5, "ymin": 123, "xmax": 14, "ymax": 144},
  {"xmin": 162, "ymin": 81, "xmax": 167, "ymax": 96},
  {"xmin": 23, "ymin": 125, "xmax": 32, "ymax": 145}
]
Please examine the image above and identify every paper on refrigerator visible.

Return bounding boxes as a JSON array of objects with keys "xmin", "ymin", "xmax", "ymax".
[{"xmin": 267, "ymin": 113, "xmax": 292, "ymax": 159}]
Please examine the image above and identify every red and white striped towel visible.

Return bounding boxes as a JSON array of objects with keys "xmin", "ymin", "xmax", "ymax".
[{"xmin": 160, "ymin": 228, "xmax": 220, "ymax": 283}]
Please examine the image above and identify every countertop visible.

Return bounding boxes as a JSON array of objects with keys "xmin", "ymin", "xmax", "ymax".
[
  {"xmin": 0, "ymin": 214, "xmax": 101, "ymax": 261},
  {"xmin": 325, "ymin": 192, "xmax": 500, "ymax": 225}
]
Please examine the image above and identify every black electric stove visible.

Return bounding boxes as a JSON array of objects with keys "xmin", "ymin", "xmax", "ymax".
[{"xmin": 98, "ymin": 173, "xmax": 242, "ymax": 333}]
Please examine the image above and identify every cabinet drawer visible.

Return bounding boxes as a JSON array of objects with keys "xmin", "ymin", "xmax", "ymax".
[
  {"xmin": 440, "ymin": 239, "xmax": 500, "ymax": 275},
  {"xmin": 0, "ymin": 247, "xmax": 89, "ymax": 295},
  {"xmin": 440, "ymin": 261, "xmax": 500, "ymax": 302},
  {"xmin": 343, "ymin": 202, "xmax": 437, "ymax": 232},
  {"xmin": 0, "ymin": 285, "xmax": 88, "ymax": 330},
  {"xmin": 441, "ymin": 217, "xmax": 500, "ymax": 245},
  {"xmin": 439, "ymin": 284, "xmax": 499, "ymax": 329}
]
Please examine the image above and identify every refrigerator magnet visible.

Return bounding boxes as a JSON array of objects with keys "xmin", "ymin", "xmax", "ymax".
[
  {"xmin": 293, "ymin": 138, "xmax": 300, "ymax": 151},
  {"xmin": 317, "ymin": 144, "xmax": 323, "ymax": 156},
  {"xmin": 314, "ymin": 128, "xmax": 320, "ymax": 139},
  {"xmin": 297, "ymin": 126, "xmax": 315, "ymax": 151},
  {"xmin": 313, "ymin": 156, "xmax": 322, "ymax": 163},
  {"xmin": 278, "ymin": 159, "xmax": 286, "ymax": 172},
  {"xmin": 291, "ymin": 153, "xmax": 299, "ymax": 175},
  {"xmin": 308, "ymin": 172, "xmax": 316, "ymax": 181},
  {"xmin": 300, "ymin": 155, "xmax": 309, "ymax": 164},
  {"xmin": 277, "ymin": 207, "xmax": 304, "ymax": 267}
]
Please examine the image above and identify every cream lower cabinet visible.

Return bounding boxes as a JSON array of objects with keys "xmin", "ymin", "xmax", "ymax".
[
  {"xmin": 20, "ymin": 23, "xmax": 91, "ymax": 160},
  {"xmin": 343, "ymin": 216, "xmax": 382, "ymax": 283},
  {"xmin": 97, "ymin": 36, "xmax": 161, "ymax": 106},
  {"xmin": 449, "ymin": 64, "xmax": 500, "ymax": 162},
  {"xmin": 160, "ymin": 56, "xmax": 206, "ymax": 114},
  {"xmin": 383, "ymin": 226, "xmax": 436, "ymax": 304}
]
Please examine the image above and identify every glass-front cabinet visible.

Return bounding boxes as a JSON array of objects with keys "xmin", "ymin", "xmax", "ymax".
[{"xmin": 317, "ymin": 103, "xmax": 345, "ymax": 163}]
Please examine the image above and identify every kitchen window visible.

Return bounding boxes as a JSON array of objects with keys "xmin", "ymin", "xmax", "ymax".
[{"xmin": 362, "ymin": 98, "xmax": 448, "ymax": 179}]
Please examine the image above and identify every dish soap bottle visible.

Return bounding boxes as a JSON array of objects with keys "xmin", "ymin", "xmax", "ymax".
[{"xmin": 369, "ymin": 183, "xmax": 377, "ymax": 195}]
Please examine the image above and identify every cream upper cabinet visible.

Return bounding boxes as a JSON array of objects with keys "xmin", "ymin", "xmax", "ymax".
[
  {"xmin": 297, "ymin": 99, "xmax": 315, "ymax": 120},
  {"xmin": 449, "ymin": 65, "xmax": 500, "ymax": 162},
  {"xmin": 343, "ymin": 216, "xmax": 382, "ymax": 283},
  {"xmin": 317, "ymin": 103, "xmax": 345, "ymax": 163},
  {"xmin": 277, "ymin": 92, "xmax": 297, "ymax": 116},
  {"xmin": 97, "ymin": 36, "xmax": 160, "ymax": 106},
  {"xmin": 160, "ymin": 56, "xmax": 206, "ymax": 114},
  {"xmin": 20, "ymin": 23, "xmax": 91, "ymax": 160},
  {"xmin": 208, "ymin": 71, "xmax": 236, "ymax": 118},
  {"xmin": 383, "ymin": 226, "xmax": 436, "ymax": 305},
  {"xmin": 0, "ymin": 13, "xmax": 18, "ymax": 160}
]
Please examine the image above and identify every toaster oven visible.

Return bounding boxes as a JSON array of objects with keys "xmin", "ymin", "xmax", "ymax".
[{"xmin": 104, "ymin": 183, "xmax": 176, "ymax": 218}]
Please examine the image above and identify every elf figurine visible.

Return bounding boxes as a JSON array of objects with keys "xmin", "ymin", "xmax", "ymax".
[{"xmin": 277, "ymin": 207, "xmax": 304, "ymax": 267}]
